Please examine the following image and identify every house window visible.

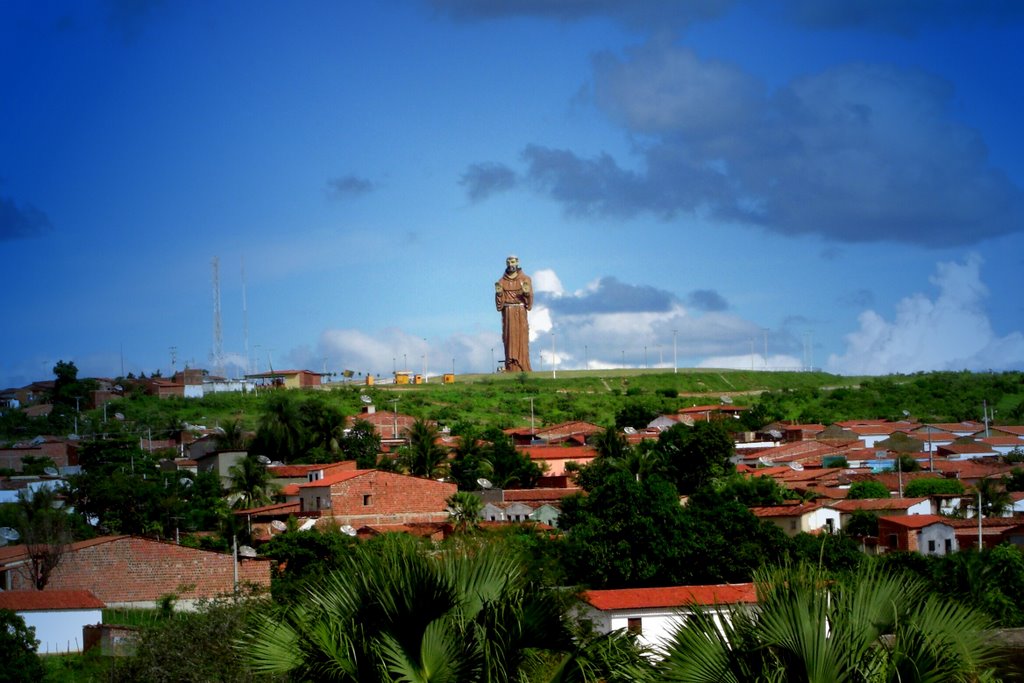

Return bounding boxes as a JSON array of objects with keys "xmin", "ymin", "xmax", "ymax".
[
  {"xmin": 945, "ymin": 539, "xmax": 953, "ymax": 553},
  {"xmin": 363, "ymin": 494, "xmax": 372, "ymax": 506},
  {"xmin": 315, "ymin": 496, "xmax": 322, "ymax": 510},
  {"xmin": 790, "ymin": 520, "xmax": 797, "ymax": 531},
  {"xmin": 825, "ymin": 518, "xmax": 835, "ymax": 533},
  {"xmin": 928, "ymin": 540, "xmax": 936, "ymax": 553},
  {"xmin": 627, "ymin": 618, "xmax": 642, "ymax": 634},
  {"xmin": 888, "ymin": 534, "xmax": 898, "ymax": 549}
]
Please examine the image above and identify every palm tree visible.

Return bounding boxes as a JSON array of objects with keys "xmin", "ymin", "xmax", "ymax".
[
  {"xmin": 400, "ymin": 419, "xmax": 449, "ymax": 479},
  {"xmin": 241, "ymin": 534, "xmax": 652, "ymax": 682},
  {"xmin": 216, "ymin": 418, "xmax": 249, "ymax": 451},
  {"xmin": 973, "ymin": 476, "xmax": 1012, "ymax": 518},
  {"xmin": 656, "ymin": 562, "xmax": 1000, "ymax": 683},
  {"xmin": 446, "ymin": 491, "xmax": 483, "ymax": 533},
  {"xmin": 253, "ymin": 393, "xmax": 306, "ymax": 462},
  {"xmin": 228, "ymin": 455, "xmax": 274, "ymax": 510}
]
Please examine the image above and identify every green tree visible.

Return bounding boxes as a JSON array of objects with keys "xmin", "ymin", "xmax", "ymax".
[
  {"xmin": 242, "ymin": 534, "xmax": 650, "ymax": 682},
  {"xmin": 656, "ymin": 562, "xmax": 1000, "ymax": 683},
  {"xmin": 261, "ymin": 527, "xmax": 359, "ymax": 604},
  {"xmin": 715, "ymin": 473, "xmax": 787, "ymax": 506},
  {"xmin": 654, "ymin": 421, "xmax": 736, "ymax": 494},
  {"xmin": 446, "ymin": 491, "xmax": 483, "ymax": 533},
  {"xmin": 847, "ymin": 480, "xmax": 890, "ymax": 499},
  {"xmin": 111, "ymin": 597, "xmax": 260, "ymax": 683},
  {"xmin": 399, "ymin": 419, "xmax": 448, "ymax": 478},
  {"xmin": 559, "ymin": 472, "xmax": 688, "ymax": 588},
  {"xmin": 339, "ymin": 418, "xmax": 381, "ymax": 469},
  {"xmin": 845, "ymin": 510, "xmax": 880, "ymax": 538},
  {"xmin": 215, "ymin": 418, "xmax": 249, "ymax": 451},
  {"xmin": 971, "ymin": 477, "xmax": 1012, "ymax": 518},
  {"xmin": 614, "ymin": 403, "xmax": 657, "ymax": 431},
  {"xmin": 299, "ymin": 395, "xmax": 346, "ymax": 456},
  {"xmin": 675, "ymin": 488, "xmax": 792, "ymax": 585},
  {"xmin": 903, "ymin": 477, "xmax": 965, "ymax": 497},
  {"xmin": 0, "ymin": 609, "xmax": 45, "ymax": 683},
  {"xmin": 448, "ymin": 426, "xmax": 489, "ymax": 490},
  {"xmin": 227, "ymin": 455, "xmax": 274, "ymax": 510},
  {"xmin": 590, "ymin": 426, "xmax": 630, "ymax": 460},
  {"xmin": 252, "ymin": 393, "xmax": 306, "ymax": 462},
  {"xmin": 481, "ymin": 427, "xmax": 543, "ymax": 489}
]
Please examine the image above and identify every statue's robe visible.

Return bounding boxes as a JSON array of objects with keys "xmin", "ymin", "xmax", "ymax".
[{"xmin": 495, "ymin": 271, "xmax": 533, "ymax": 372}]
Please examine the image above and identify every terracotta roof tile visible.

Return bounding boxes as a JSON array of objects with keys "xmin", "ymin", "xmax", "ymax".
[
  {"xmin": 583, "ymin": 583, "xmax": 757, "ymax": 611},
  {"xmin": 0, "ymin": 590, "xmax": 105, "ymax": 611}
]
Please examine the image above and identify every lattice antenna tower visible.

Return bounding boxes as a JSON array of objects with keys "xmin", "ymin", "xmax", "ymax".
[
  {"xmin": 241, "ymin": 256, "xmax": 250, "ymax": 376},
  {"xmin": 212, "ymin": 256, "xmax": 224, "ymax": 377}
]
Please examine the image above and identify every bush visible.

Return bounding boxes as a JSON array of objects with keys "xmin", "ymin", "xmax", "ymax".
[
  {"xmin": 903, "ymin": 477, "xmax": 965, "ymax": 497},
  {"xmin": 847, "ymin": 480, "xmax": 890, "ymax": 499}
]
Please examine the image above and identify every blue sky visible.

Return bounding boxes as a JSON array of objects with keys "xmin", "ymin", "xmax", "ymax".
[{"xmin": 3, "ymin": 0, "xmax": 1023, "ymax": 388}]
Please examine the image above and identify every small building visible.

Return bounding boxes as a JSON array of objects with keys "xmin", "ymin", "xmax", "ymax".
[
  {"xmin": 245, "ymin": 369, "xmax": 325, "ymax": 390},
  {"xmin": 749, "ymin": 502, "xmax": 840, "ymax": 537},
  {"xmin": 580, "ymin": 583, "xmax": 757, "ymax": 650},
  {"xmin": 296, "ymin": 469, "xmax": 456, "ymax": 527},
  {"xmin": 877, "ymin": 515, "xmax": 958, "ymax": 556},
  {"xmin": 0, "ymin": 590, "xmax": 105, "ymax": 654}
]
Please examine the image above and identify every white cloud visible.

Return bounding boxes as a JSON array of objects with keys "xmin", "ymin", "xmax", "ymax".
[
  {"xmin": 827, "ymin": 254, "xmax": 1024, "ymax": 374},
  {"xmin": 531, "ymin": 268, "xmax": 564, "ymax": 295}
]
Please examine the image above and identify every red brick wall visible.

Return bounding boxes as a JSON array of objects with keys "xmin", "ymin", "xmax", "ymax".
[
  {"xmin": 326, "ymin": 471, "xmax": 456, "ymax": 526},
  {"xmin": 6, "ymin": 537, "xmax": 270, "ymax": 605}
]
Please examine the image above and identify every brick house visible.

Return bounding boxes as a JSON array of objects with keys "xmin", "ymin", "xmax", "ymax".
[
  {"xmin": 0, "ymin": 590, "xmax": 105, "ymax": 653},
  {"xmin": 0, "ymin": 536, "xmax": 270, "ymax": 608},
  {"xmin": 580, "ymin": 583, "xmax": 757, "ymax": 650},
  {"xmin": 877, "ymin": 515, "xmax": 958, "ymax": 555},
  {"xmin": 296, "ymin": 469, "xmax": 456, "ymax": 527}
]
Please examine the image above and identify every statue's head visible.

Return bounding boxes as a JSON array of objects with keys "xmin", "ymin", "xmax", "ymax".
[{"xmin": 506, "ymin": 255, "xmax": 520, "ymax": 273}]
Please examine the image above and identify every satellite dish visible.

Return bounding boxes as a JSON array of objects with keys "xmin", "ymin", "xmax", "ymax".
[
  {"xmin": 788, "ymin": 462, "xmax": 805, "ymax": 471},
  {"xmin": 255, "ymin": 455, "xmax": 271, "ymax": 465},
  {"xmin": 0, "ymin": 527, "xmax": 21, "ymax": 542},
  {"xmin": 238, "ymin": 545, "xmax": 257, "ymax": 558},
  {"xmin": 758, "ymin": 456, "xmax": 772, "ymax": 466},
  {"xmin": 623, "ymin": 426, "xmax": 637, "ymax": 435},
  {"xmin": 720, "ymin": 395, "xmax": 734, "ymax": 404},
  {"xmin": 114, "ymin": 412, "xmax": 125, "ymax": 421},
  {"xmin": 179, "ymin": 478, "xmax": 193, "ymax": 487},
  {"xmin": 31, "ymin": 436, "xmax": 46, "ymax": 446},
  {"xmin": 477, "ymin": 478, "xmax": 493, "ymax": 490},
  {"xmin": 340, "ymin": 524, "xmax": 357, "ymax": 537},
  {"xmin": 44, "ymin": 467, "xmax": 59, "ymax": 476},
  {"xmin": 270, "ymin": 520, "xmax": 287, "ymax": 532},
  {"xmin": 359, "ymin": 394, "xmax": 372, "ymax": 404}
]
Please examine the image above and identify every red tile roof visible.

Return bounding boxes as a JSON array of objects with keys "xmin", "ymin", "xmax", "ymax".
[
  {"xmin": 749, "ymin": 502, "xmax": 829, "ymax": 518},
  {"xmin": 502, "ymin": 487, "xmax": 580, "ymax": 502},
  {"xmin": 831, "ymin": 497, "xmax": 929, "ymax": 512},
  {"xmin": 517, "ymin": 445, "xmax": 597, "ymax": 461},
  {"xmin": 878, "ymin": 514, "xmax": 953, "ymax": 529},
  {"xmin": 583, "ymin": 583, "xmax": 757, "ymax": 611},
  {"xmin": 0, "ymin": 590, "xmax": 105, "ymax": 611},
  {"xmin": 296, "ymin": 470, "xmax": 371, "ymax": 488}
]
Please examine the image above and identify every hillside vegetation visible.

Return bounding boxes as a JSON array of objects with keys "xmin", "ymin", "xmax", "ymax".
[{"xmin": 4, "ymin": 369, "xmax": 1021, "ymax": 445}]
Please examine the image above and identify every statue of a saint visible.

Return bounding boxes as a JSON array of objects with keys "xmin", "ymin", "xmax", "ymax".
[{"xmin": 495, "ymin": 254, "xmax": 533, "ymax": 372}]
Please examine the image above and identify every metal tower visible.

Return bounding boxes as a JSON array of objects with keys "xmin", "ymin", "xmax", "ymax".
[{"xmin": 212, "ymin": 256, "xmax": 224, "ymax": 377}]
